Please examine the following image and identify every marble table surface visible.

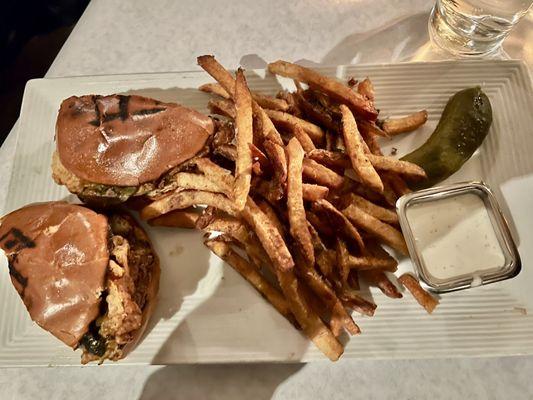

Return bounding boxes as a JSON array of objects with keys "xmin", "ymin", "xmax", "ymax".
[{"xmin": 1, "ymin": 0, "xmax": 532, "ymax": 398}]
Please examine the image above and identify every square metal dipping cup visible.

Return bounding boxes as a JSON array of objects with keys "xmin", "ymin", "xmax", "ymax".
[{"xmin": 396, "ymin": 181, "xmax": 521, "ymax": 293}]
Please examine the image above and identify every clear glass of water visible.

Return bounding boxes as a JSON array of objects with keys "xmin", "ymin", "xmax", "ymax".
[{"xmin": 429, "ymin": 0, "xmax": 533, "ymax": 57}]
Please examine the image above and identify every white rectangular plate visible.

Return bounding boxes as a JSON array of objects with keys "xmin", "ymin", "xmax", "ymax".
[{"xmin": 2, "ymin": 60, "xmax": 533, "ymax": 366}]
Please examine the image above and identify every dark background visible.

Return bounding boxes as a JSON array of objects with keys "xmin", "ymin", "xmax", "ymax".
[{"xmin": 0, "ymin": 0, "xmax": 89, "ymax": 146}]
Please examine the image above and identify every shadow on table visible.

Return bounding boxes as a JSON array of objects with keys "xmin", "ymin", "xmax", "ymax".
[{"xmin": 138, "ymin": 363, "xmax": 303, "ymax": 400}]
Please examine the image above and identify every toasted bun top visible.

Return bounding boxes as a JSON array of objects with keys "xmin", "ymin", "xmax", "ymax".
[
  {"xmin": 56, "ymin": 94, "xmax": 214, "ymax": 186},
  {"xmin": 0, "ymin": 202, "xmax": 109, "ymax": 347}
]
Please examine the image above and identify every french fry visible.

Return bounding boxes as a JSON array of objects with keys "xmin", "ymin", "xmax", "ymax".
[
  {"xmin": 302, "ymin": 183, "xmax": 329, "ymax": 202},
  {"xmin": 140, "ymin": 190, "xmax": 238, "ymax": 220},
  {"xmin": 345, "ymin": 193, "xmax": 398, "ymax": 224},
  {"xmin": 340, "ymin": 104, "xmax": 383, "ymax": 193},
  {"xmin": 292, "ymin": 125, "xmax": 316, "ymax": 153},
  {"xmin": 148, "ymin": 209, "xmax": 199, "ymax": 228},
  {"xmin": 335, "ymin": 238, "xmax": 350, "ymax": 283},
  {"xmin": 253, "ymin": 178, "xmax": 282, "ymax": 205},
  {"xmin": 357, "ymin": 78, "xmax": 375, "ymax": 101},
  {"xmin": 262, "ymin": 139, "xmax": 287, "ymax": 201},
  {"xmin": 366, "ymin": 154, "xmax": 427, "ymax": 180},
  {"xmin": 194, "ymin": 158, "xmax": 235, "ymax": 189},
  {"xmin": 361, "ymin": 270, "xmax": 402, "ymax": 299},
  {"xmin": 268, "ymin": 60, "xmax": 377, "ymax": 120},
  {"xmin": 307, "ymin": 210, "xmax": 334, "ymax": 237},
  {"xmin": 249, "ymin": 143, "xmax": 271, "ymax": 173},
  {"xmin": 287, "ymin": 138, "xmax": 315, "ymax": 266},
  {"xmin": 358, "ymin": 119, "xmax": 387, "ymax": 138},
  {"xmin": 195, "ymin": 206, "xmax": 216, "ymax": 230},
  {"xmin": 342, "ymin": 204, "xmax": 408, "ymax": 255},
  {"xmin": 199, "ymin": 82, "xmax": 231, "ymax": 99},
  {"xmin": 296, "ymin": 91, "xmax": 338, "ymax": 131},
  {"xmin": 208, "ymin": 98, "xmax": 236, "ymax": 119},
  {"xmin": 252, "ymin": 92, "xmax": 290, "ymax": 112},
  {"xmin": 233, "ymin": 69, "xmax": 254, "ymax": 210},
  {"xmin": 382, "ymin": 110, "xmax": 428, "ymax": 135},
  {"xmin": 214, "ymin": 144, "xmax": 237, "ymax": 161},
  {"xmin": 325, "ymin": 131, "xmax": 335, "ymax": 151},
  {"xmin": 276, "ymin": 269, "xmax": 344, "ymax": 361},
  {"xmin": 151, "ymin": 172, "xmax": 233, "ymax": 198},
  {"xmin": 347, "ymin": 270, "xmax": 360, "ymax": 290},
  {"xmin": 242, "ymin": 197, "xmax": 294, "ymax": 271},
  {"xmin": 293, "ymin": 250, "xmax": 360, "ymax": 336},
  {"xmin": 257, "ymin": 199, "xmax": 286, "ymax": 237},
  {"xmin": 398, "ymin": 273, "xmax": 439, "ymax": 313},
  {"xmin": 202, "ymin": 215, "xmax": 249, "ymax": 243},
  {"xmin": 337, "ymin": 289, "xmax": 377, "ymax": 317},
  {"xmin": 311, "ymin": 199, "xmax": 364, "ymax": 251},
  {"xmin": 197, "ymin": 55, "xmax": 236, "ymax": 95},
  {"xmin": 308, "ymin": 149, "xmax": 350, "ymax": 169},
  {"xmin": 302, "ymin": 158, "xmax": 344, "ymax": 189},
  {"xmin": 384, "ymin": 172, "xmax": 412, "ymax": 196},
  {"xmin": 265, "ymin": 109, "xmax": 324, "ymax": 144},
  {"xmin": 346, "ymin": 255, "xmax": 398, "ymax": 272},
  {"xmin": 205, "ymin": 239, "xmax": 296, "ymax": 324}
]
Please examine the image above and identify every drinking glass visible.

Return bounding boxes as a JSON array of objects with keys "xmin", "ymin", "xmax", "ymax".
[{"xmin": 429, "ymin": 0, "xmax": 533, "ymax": 57}]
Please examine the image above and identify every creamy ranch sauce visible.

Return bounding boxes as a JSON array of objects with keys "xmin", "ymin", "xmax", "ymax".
[{"xmin": 406, "ymin": 193, "xmax": 505, "ymax": 281}]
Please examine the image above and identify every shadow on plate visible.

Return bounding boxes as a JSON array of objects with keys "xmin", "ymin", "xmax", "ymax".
[{"xmin": 138, "ymin": 363, "xmax": 303, "ymax": 400}]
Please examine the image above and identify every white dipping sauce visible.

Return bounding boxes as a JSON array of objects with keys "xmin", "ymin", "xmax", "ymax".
[{"xmin": 406, "ymin": 193, "xmax": 505, "ymax": 281}]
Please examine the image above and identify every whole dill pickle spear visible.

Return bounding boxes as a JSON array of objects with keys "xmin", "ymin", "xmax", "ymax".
[{"xmin": 401, "ymin": 87, "xmax": 492, "ymax": 189}]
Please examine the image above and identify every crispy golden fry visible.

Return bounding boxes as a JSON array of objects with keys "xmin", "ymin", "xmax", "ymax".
[
  {"xmin": 202, "ymin": 215, "xmax": 249, "ymax": 243},
  {"xmin": 296, "ymin": 92, "xmax": 338, "ymax": 131},
  {"xmin": 293, "ymin": 250, "xmax": 360, "ymax": 336},
  {"xmin": 362, "ymin": 270, "xmax": 402, "ymax": 299},
  {"xmin": 242, "ymin": 197, "xmax": 294, "ymax": 271},
  {"xmin": 345, "ymin": 193, "xmax": 399, "ymax": 224},
  {"xmin": 276, "ymin": 268, "xmax": 344, "ymax": 361},
  {"xmin": 308, "ymin": 149, "xmax": 350, "ymax": 169},
  {"xmin": 206, "ymin": 239, "xmax": 296, "ymax": 324},
  {"xmin": 263, "ymin": 139, "xmax": 287, "ymax": 201},
  {"xmin": 292, "ymin": 125, "xmax": 316, "ymax": 153},
  {"xmin": 194, "ymin": 158, "xmax": 235, "ymax": 189},
  {"xmin": 311, "ymin": 199, "xmax": 364, "ymax": 251},
  {"xmin": 384, "ymin": 172, "xmax": 412, "ymax": 196},
  {"xmin": 398, "ymin": 273, "xmax": 439, "ymax": 313},
  {"xmin": 252, "ymin": 92, "xmax": 290, "ymax": 112},
  {"xmin": 302, "ymin": 183, "xmax": 329, "ymax": 202},
  {"xmin": 366, "ymin": 154, "xmax": 427, "ymax": 180},
  {"xmin": 148, "ymin": 209, "xmax": 199, "ymax": 228},
  {"xmin": 140, "ymin": 190, "xmax": 238, "ymax": 220},
  {"xmin": 307, "ymin": 210, "xmax": 334, "ymax": 237},
  {"xmin": 287, "ymin": 138, "xmax": 315, "ymax": 266},
  {"xmin": 342, "ymin": 204, "xmax": 408, "ymax": 255},
  {"xmin": 257, "ymin": 199, "xmax": 286, "ymax": 237},
  {"xmin": 357, "ymin": 78, "xmax": 375, "ymax": 101},
  {"xmin": 197, "ymin": 55, "xmax": 236, "ymax": 95},
  {"xmin": 358, "ymin": 119, "xmax": 387, "ymax": 138},
  {"xmin": 208, "ymin": 98, "xmax": 236, "ymax": 119},
  {"xmin": 337, "ymin": 289, "xmax": 377, "ymax": 317},
  {"xmin": 253, "ymin": 178, "xmax": 281, "ymax": 205},
  {"xmin": 249, "ymin": 143, "xmax": 271, "ymax": 171},
  {"xmin": 159, "ymin": 172, "xmax": 233, "ymax": 198},
  {"xmin": 335, "ymin": 238, "xmax": 350, "ymax": 283},
  {"xmin": 346, "ymin": 255, "xmax": 398, "ymax": 272},
  {"xmin": 347, "ymin": 270, "xmax": 360, "ymax": 290},
  {"xmin": 199, "ymin": 82, "xmax": 231, "ymax": 99},
  {"xmin": 233, "ymin": 69, "xmax": 254, "ymax": 210},
  {"xmin": 264, "ymin": 109, "xmax": 325, "ymax": 144},
  {"xmin": 214, "ymin": 144, "xmax": 237, "ymax": 161},
  {"xmin": 268, "ymin": 60, "xmax": 377, "ymax": 120},
  {"xmin": 382, "ymin": 110, "xmax": 428, "ymax": 135},
  {"xmin": 340, "ymin": 104, "xmax": 383, "ymax": 193},
  {"xmin": 302, "ymin": 158, "xmax": 344, "ymax": 189},
  {"xmin": 253, "ymin": 103, "xmax": 284, "ymax": 145}
]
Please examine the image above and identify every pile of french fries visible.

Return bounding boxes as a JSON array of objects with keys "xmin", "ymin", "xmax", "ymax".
[{"xmin": 140, "ymin": 56, "xmax": 438, "ymax": 361}]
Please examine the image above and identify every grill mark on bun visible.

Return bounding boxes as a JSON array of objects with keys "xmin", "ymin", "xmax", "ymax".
[
  {"xmin": 8, "ymin": 257, "xmax": 28, "ymax": 290},
  {"xmin": 118, "ymin": 95, "xmax": 130, "ymax": 121},
  {"xmin": 132, "ymin": 107, "xmax": 166, "ymax": 116},
  {"xmin": 0, "ymin": 228, "xmax": 36, "ymax": 250}
]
